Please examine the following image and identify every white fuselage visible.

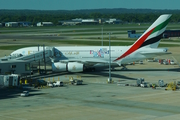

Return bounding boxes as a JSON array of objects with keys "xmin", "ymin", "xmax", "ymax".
[{"xmin": 11, "ymin": 46, "xmax": 165, "ymax": 66}]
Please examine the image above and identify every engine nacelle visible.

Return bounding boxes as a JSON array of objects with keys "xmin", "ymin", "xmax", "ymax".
[
  {"xmin": 52, "ymin": 62, "xmax": 84, "ymax": 72},
  {"xmin": 52, "ymin": 62, "xmax": 67, "ymax": 72},
  {"xmin": 67, "ymin": 62, "xmax": 84, "ymax": 72}
]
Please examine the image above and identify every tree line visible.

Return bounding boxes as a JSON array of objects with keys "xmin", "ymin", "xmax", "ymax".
[{"xmin": 0, "ymin": 9, "xmax": 180, "ymax": 25}]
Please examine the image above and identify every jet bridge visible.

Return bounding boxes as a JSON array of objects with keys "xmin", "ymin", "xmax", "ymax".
[
  {"xmin": 15, "ymin": 46, "xmax": 54, "ymax": 62},
  {"xmin": 0, "ymin": 47, "xmax": 55, "ymax": 75}
]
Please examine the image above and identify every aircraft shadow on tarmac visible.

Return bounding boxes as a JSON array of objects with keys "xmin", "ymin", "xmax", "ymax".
[
  {"xmin": 29, "ymin": 71, "xmax": 77, "ymax": 79},
  {"xmin": 83, "ymin": 71, "xmax": 137, "ymax": 80},
  {"xmin": 113, "ymin": 68, "xmax": 180, "ymax": 72},
  {"xmin": 28, "ymin": 67, "xmax": 180, "ymax": 82},
  {"xmin": 29, "ymin": 70, "xmax": 137, "ymax": 81}
]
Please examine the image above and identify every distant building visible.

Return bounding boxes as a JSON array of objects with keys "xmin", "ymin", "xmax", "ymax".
[
  {"xmin": 59, "ymin": 20, "xmax": 81, "ymax": 26},
  {"xmin": 163, "ymin": 30, "xmax": 180, "ymax": 38},
  {"xmin": 1, "ymin": 22, "xmax": 5, "ymax": 27},
  {"xmin": 98, "ymin": 19, "xmax": 103, "ymax": 24},
  {"xmin": 128, "ymin": 30, "xmax": 180, "ymax": 39},
  {"xmin": 18, "ymin": 22, "xmax": 32, "ymax": 27},
  {"xmin": 59, "ymin": 18, "xmax": 99, "ymax": 25},
  {"xmin": 81, "ymin": 19, "xmax": 98, "ymax": 25},
  {"xmin": 59, "ymin": 18, "xmax": 121, "ymax": 25},
  {"xmin": 105, "ymin": 19, "xmax": 122, "ymax": 24},
  {"xmin": 5, "ymin": 22, "xmax": 18, "ymax": 27},
  {"xmin": 127, "ymin": 30, "xmax": 142, "ymax": 38},
  {"xmin": 37, "ymin": 22, "xmax": 53, "ymax": 26},
  {"xmin": 72, "ymin": 18, "xmax": 83, "ymax": 22}
]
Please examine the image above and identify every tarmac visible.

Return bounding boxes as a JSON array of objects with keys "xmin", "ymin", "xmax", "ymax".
[
  {"xmin": 1, "ymin": 62, "xmax": 180, "ymax": 120},
  {"xmin": 1, "ymin": 26, "xmax": 180, "ymax": 120}
]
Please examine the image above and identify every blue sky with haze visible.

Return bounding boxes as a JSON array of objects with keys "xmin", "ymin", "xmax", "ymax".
[{"xmin": 0, "ymin": 0, "xmax": 179, "ymax": 10}]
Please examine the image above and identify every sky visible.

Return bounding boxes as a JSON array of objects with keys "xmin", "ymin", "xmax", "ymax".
[{"xmin": 0, "ymin": 0, "xmax": 179, "ymax": 10}]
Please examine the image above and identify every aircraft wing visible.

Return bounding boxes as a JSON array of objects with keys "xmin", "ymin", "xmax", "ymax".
[
  {"xmin": 59, "ymin": 58, "xmax": 110, "ymax": 66},
  {"xmin": 140, "ymin": 51, "xmax": 172, "ymax": 56}
]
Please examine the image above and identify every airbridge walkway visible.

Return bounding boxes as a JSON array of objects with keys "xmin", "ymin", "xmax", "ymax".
[{"xmin": 0, "ymin": 47, "xmax": 55, "ymax": 75}]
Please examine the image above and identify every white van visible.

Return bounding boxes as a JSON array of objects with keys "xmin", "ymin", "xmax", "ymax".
[{"xmin": 53, "ymin": 81, "xmax": 63, "ymax": 87}]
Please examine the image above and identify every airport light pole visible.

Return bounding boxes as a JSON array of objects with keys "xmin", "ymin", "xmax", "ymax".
[
  {"xmin": 101, "ymin": 25, "xmax": 103, "ymax": 46},
  {"xmin": 108, "ymin": 32, "xmax": 112, "ymax": 83},
  {"xmin": 38, "ymin": 45, "xmax": 40, "ymax": 74},
  {"xmin": 43, "ymin": 44, "xmax": 46, "ymax": 74}
]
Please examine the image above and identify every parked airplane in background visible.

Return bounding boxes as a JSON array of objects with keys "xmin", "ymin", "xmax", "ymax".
[{"xmin": 11, "ymin": 14, "xmax": 172, "ymax": 72}]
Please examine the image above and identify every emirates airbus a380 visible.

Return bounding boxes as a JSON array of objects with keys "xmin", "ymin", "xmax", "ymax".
[{"xmin": 11, "ymin": 14, "xmax": 172, "ymax": 72}]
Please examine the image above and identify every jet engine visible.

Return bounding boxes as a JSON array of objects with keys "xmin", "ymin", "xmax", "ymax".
[
  {"xmin": 52, "ymin": 62, "xmax": 84, "ymax": 72},
  {"xmin": 52, "ymin": 62, "xmax": 67, "ymax": 72},
  {"xmin": 67, "ymin": 62, "xmax": 84, "ymax": 72}
]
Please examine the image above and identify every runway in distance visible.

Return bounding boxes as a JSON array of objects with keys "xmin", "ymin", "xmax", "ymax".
[{"xmin": 11, "ymin": 14, "xmax": 172, "ymax": 72}]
